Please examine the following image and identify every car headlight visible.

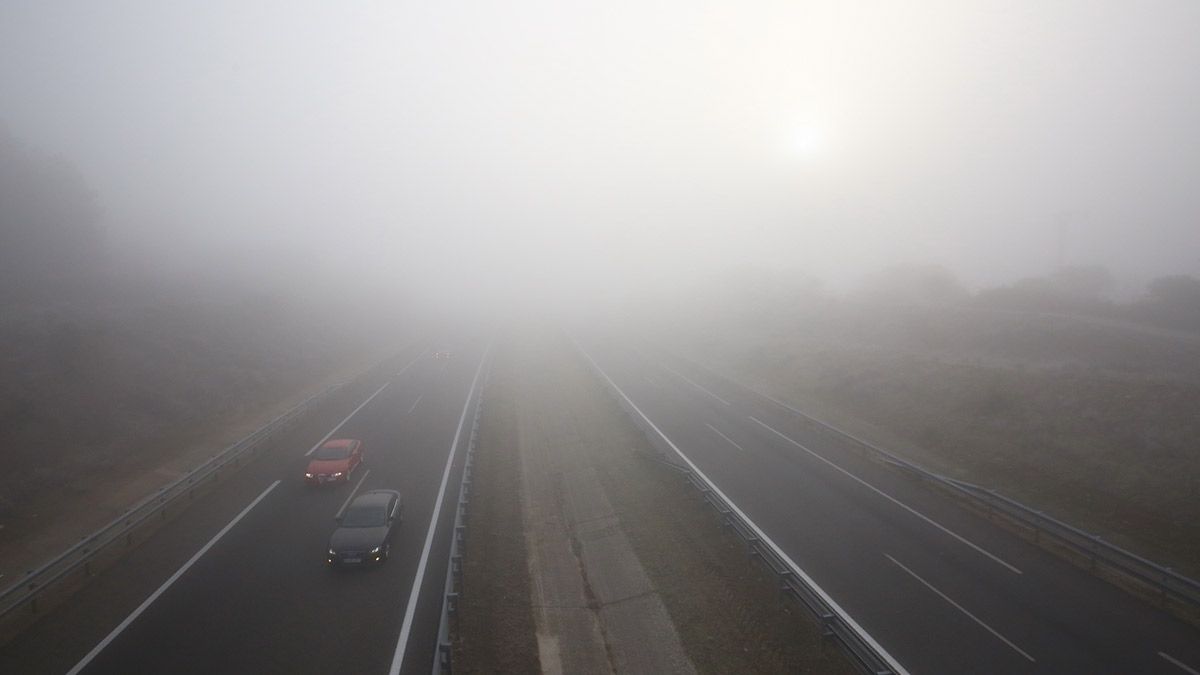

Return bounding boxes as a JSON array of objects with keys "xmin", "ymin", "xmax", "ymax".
[
  {"xmin": 370, "ymin": 546, "xmax": 381, "ymax": 554},
  {"xmin": 328, "ymin": 548, "xmax": 337, "ymax": 556},
  {"xmin": 305, "ymin": 473, "xmax": 314, "ymax": 478},
  {"xmin": 333, "ymin": 472, "xmax": 344, "ymax": 478}
]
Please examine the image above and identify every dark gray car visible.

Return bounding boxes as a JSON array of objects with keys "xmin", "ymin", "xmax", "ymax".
[{"xmin": 326, "ymin": 489, "xmax": 402, "ymax": 567}]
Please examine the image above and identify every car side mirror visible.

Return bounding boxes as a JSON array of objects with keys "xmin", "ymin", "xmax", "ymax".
[{"xmin": 335, "ymin": 514, "xmax": 343, "ymax": 524}]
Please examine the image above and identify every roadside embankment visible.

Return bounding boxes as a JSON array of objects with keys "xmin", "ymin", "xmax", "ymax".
[
  {"xmin": 0, "ymin": 293, "xmax": 400, "ymax": 587},
  {"xmin": 654, "ymin": 304, "xmax": 1200, "ymax": 579}
]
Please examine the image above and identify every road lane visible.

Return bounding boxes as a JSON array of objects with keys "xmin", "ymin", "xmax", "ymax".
[
  {"xmin": 389, "ymin": 344, "xmax": 488, "ymax": 674},
  {"xmin": 748, "ymin": 415, "xmax": 1023, "ymax": 575},
  {"xmin": 66, "ymin": 480, "xmax": 283, "ymax": 675},
  {"xmin": 579, "ymin": 336, "xmax": 1200, "ymax": 674},
  {"xmin": 0, "ymin": 340, "xmax": 487, "ymax": 675}
]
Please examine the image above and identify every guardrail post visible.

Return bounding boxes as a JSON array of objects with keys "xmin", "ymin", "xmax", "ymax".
[{"xmin": 452, "ymin": 554, "xmax": 463, "ymax": 591}]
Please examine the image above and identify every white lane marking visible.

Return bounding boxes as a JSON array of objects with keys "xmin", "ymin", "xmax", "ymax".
[
  {"xmin": 67, "ymin": 481, "xmax": 281, "ymax": 675},
  {"xmin": 406, "ymin": 393, "xmax": 424, "ymax": 415},
  {"xmin": 761, "ymin": 390, "xmax": 811, "ymax": 418},
  {"xmin": 306, "ymin": 383, "xmax": 390, "ymax": 456},
  {"xmin": 396, "ymin": 349, "xmax": 429, "ymax": 377},
  {"xmin": 335, "ymin": 469, "xmax": 372, "ymax": 520},
  {"xmin": 657, "ymin": 360, "xmax": 731, "ymax": 406},
  {"xmin": 750, "ymin": 416, "xmax": 1023, "ymax": 576},
  {"xmin": 388, "ymin": 345, "xmax": 490, "ymax": 675},
  {"xmin": 884, "ymin": 554, "xmax": 1036, "ymax": 662},
  {"xmin": 306, "ymin": 350, "xmax": 428, "ymax": 456},
  {"xmin": 705, "ymin": 423, "xmax": 745, "ymax": 452},
  {"xmin": 573, "ymin": 340, "xmax": 910, "ymax": 675},
  {"xmin": 1161, "ymin": 652, "xmax": 1200, "ymax": 675}
]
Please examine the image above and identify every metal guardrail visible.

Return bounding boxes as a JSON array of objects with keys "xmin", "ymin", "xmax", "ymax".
[
  {"xmin": 666, "ymin": 350, "xmax": 1200, "ymax": 613},
  {"xmin": 947, "ymin": 479, "xmax": 1200, "ymax": 609},
  {"xmin": 681, "ymin": 470, "xmax": 898, "ymax": 675},
  {"xmin": 0, "ymin": 383, "xmax": 343, "ymax": 624},
  {"xmin": 574, "ymin": 340, "xmax": 903, "ymax": 675},
  {"xmin": 433, "ymin": 360, "xmax": 491, "ymax": 674}
]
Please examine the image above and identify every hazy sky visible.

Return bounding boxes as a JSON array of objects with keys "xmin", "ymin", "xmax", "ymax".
[{"xmin": 2, "ymin": 1, "xmax": 1198, "ymax": 304}]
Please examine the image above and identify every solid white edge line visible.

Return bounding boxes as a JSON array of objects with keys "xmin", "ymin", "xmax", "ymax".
[
  {"xmin": 651, "ymin": 357, "xmax": 732, "ymax": 406},
  {"xmin": 388, "ymin": 345, "xmax": 489, "ymax": 675},
  {"xmin": 749, "ymin": 416, "xmax": 1023, "ymax": 575},
  {"xmin": 66, "ymin": 480, "xmax": 281, "ymax": 675},
  {"xmin": 574, "ymin": 340, "xmax": 911, "ymax": 675},
  {"xmin": 1161, "ymin": 652, "xmax": 1200, "ymax": 675},
  {"xmin": 406, "ymin": 393, "xmax": 424, "ymax": 415},
  {"xmin": 335, "ymin": 469, "xmax": 372, "ymax": 520},
  {"xmin": 884, "ymin": 554, "xmax": 1036, "ymax": 662},
  {"xmin": 705, "ymin": 422, "xmax": 746, "ymax": 452},
  {"xmin": 306, "ymin": 349, "xmax": 428, "ymax": 457}
]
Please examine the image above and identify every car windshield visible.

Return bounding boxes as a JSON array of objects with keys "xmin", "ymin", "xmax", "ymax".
[
  {"xmin": 341, "ymin": 503, "xmax": 387, "ymax": 528},
  {"xmin": 315, "ymin": 446, "xmax": 351, "ymax": 460}
]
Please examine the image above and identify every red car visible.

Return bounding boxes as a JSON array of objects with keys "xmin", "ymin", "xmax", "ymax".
[{"xmin": 305, "ymin": 439, "xmax": 364, "ymax": 485}]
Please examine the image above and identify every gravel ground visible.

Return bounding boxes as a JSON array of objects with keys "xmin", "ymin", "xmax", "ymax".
[
  {"xmin": 453, "ymin": 345, "xmax": 542, "ymax": 673},
  {"xmin": 453, "ymin": 333, "xmax": 852, "ymax": 674}
]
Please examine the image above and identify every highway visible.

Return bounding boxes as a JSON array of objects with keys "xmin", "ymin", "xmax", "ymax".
[
  {"xmin": 0, "ymin": 340, "xmax": 488, "ymax": 675},
  {"xmin": 5, "ymin": 332, "xmax": 1200, "ymax": 675},
  {"xmin": 576, "ymin": 336, "xmax": 1200, "ymax": 675}
]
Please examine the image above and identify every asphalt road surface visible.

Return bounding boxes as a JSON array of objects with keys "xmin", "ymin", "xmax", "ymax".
[
  {"xmin": 576, "ymin": 336, "xmax": 1200, "ymax": 675},
  {"xmin": 0, "ymin": 340, "xmax": 488, "ymax": 675},
  {"xmin": 7, "ymin": 332, "xmax": 1200, "ymax": 675}
]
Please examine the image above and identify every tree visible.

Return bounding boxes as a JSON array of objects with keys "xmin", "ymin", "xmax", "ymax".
[
  {"xmin": 857, "ymin": 264, "xmax": 969, "ymax": 305},
  {"xmin": 1146, "ymin": 275, "xmax": 1200, "ymax": 308},
  {"xmin": 1049, "ymin": 265, "xmax": 1114, "ymax": 302},
  {"xmin": 0, "ymin": 125, "xmax": 103, "ymax": 284}
]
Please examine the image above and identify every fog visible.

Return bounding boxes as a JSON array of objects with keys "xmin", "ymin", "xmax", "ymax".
[{"xmin": 3, "ymin": 1, "xmax": 1199, "ymax": 312}]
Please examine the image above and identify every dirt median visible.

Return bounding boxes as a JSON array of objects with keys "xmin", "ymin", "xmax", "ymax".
[{"xmin": 453, "ymin": 332, "xmax": 852, "ymax": 674}]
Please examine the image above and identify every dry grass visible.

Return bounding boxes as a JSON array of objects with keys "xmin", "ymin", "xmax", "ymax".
[
  {"xmin": 655, "ymin": 303, "xmax": 1200, "ymax": 579},
  {"xmin": 0, "ymin": 296, "xmax": 388, "ymax": 581},
  {"xmin": 453, "ymin": 345, "xmax": 542, "ymax": 673},
  {"xmin": 454, "ymin": 334, "xmax": 853, "ymax": 674}
]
